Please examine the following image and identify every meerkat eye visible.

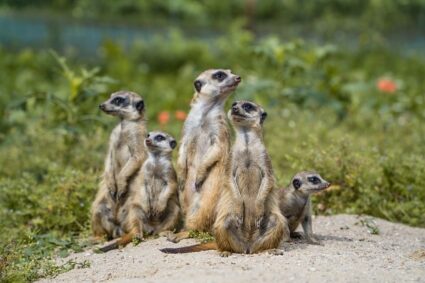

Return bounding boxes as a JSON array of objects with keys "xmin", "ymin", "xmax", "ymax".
[
  {"xmin": 242, "ymin": 103, "xmax": 254, "ymax": 112},
  {"xmin": 293, "ymin": 179, "xmax": 302, "ymax": 190},
  {"xmin": 308, "ymin": 176, "xmax": 321, "ymax": 184},
  {"xmin": 212, "ymin": 71, "xmax": 227, "ymax": 82},
  {"xmin": 112, "ymin": 97, "xmax": 125, "ymax": 106},
  {"xmin": 155, "ymin": 135, "xmax": 165, "ymax": 142},
  {"xmin": 231, "ymin": 102, "xmax": 237, "ymax": 107}
]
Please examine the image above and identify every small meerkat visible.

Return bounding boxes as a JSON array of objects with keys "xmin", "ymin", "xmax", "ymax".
[
  {"xmin": 98, "ymin": 132, "xmax": 180, "ymax": 252},
  {"xmin": 161, "ymin": 101, "xmax": 288, "ymax": 255},
  {"xmin": 214, "ymin": 101, "xmax": 288, "ymax": 256},
  {"xmin": 168, "ymin": 69, "xmax": 241, "ymax": 243},
  {"xmin": 91, "ymin": 91, "xmax": 147, "ymax": 240},
  {"xmin": 125, "ymin": 131, "xmax": 180, "ymax": 235},
  {"xmin": 279, "ymin": 171, "xmax": 330, "ymax": 245}
]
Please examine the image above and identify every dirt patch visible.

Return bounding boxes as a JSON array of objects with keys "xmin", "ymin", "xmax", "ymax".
[{"xmin": 39, "ymin": 214, "xmax": 425, "ymax": 283}]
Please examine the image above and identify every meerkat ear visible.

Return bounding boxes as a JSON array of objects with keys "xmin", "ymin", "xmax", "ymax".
[
  {"xmin": 135, "ymin": 100, "xmax": 144, "ymax": 112},
  {"xmin": 194, "ymin": 80, "xmax": 203, "ymax": 93},
  {"xmin": 260, "ymin": 112, "xmax": 268, "ymax": 124},
  {"xmin": 170, "ymin": 140, "xmax": 177, "ymax": 149}
]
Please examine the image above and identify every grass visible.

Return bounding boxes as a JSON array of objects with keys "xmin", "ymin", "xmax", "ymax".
[{"xmin": 0, "ymin": 26, "xmax": 424, "ymax": 281}]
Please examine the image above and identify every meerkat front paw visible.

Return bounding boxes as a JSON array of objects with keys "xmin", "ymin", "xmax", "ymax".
[{"xmin": 306, "ymin": 237, "xmax": 323, "ymax": 246}]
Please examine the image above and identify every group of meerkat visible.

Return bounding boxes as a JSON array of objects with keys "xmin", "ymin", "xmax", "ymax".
[{"xmin": 91, "ymin": 69, "xmax": 331, "ymax": 256}]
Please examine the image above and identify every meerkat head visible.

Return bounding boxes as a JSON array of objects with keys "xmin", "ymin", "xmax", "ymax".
[
  {"xmin": 99, "ymin": 90, "xmax": 145, "ymax": 121},
  {"xmin": 228, "ymin": 100, "xmax": 267, "ymax": 128},
  {"xmin": 144, "ymin": 131, "xmax": 177, "ymax": 155},
  {"xmin": 192, "ymin": 69, "xmax": 241, "ymax": 103},
  {"xmin": 289, "ymin": 171, "xmax": 331, "ymax": 195}
]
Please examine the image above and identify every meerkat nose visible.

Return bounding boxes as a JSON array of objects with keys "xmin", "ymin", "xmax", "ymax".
[
  {"xmin": 231, "ymin": 106, "xmax": 239, "ymax": 113},
  {"xmin": 99, "ymin": 104, "xmax": 105, "ymax": 110},
  {"xmin": 235, "ymin": 76, "xmax": 241, "ymax": 82}
]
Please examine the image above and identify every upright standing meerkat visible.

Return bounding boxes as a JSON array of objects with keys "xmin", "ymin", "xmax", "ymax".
[
  {"xmin": 168, "ymin": 69, "xmax": 241, "ymax": 242},
  {"xmin": 214, "ymin": 101, "xmax": 288, "ymax": 256},
  {"xmin": 279, "ymin": 171, "xmax": 330, "ymax": 245},
  {"xmin": 91, "ymin": 90, "xmax": 147, "ymax": 240},
  {"xmin": 98, "ymin": 131, "xmax": 180, "ymax": 252},
  {"xmin": 161, "ymin": 101, "xmax": 288, "ymax": 255}
]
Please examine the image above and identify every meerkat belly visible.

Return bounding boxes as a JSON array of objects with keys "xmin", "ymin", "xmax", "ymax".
[
  {"xmin": 147, "ymin": 178, "xmax": 164, "ymax": 208},
  {"xmin": 114, "ymin": 144, "xmax": 131, "ymax": 170},
  {"xmin": 234, "ymin": 154, "xmax": 263, "ymax": 230}
]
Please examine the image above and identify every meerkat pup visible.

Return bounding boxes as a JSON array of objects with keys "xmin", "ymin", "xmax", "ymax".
[
  {"xmin": 91, "ymin": 91, "xmax": 147, "ymax": 240},
  {"xmin": 279, "ymin": 171, "xmax": 330, "ymax": 245},
  {"xmin": 124, "ymin": 131, "xmax": 180, "ymax": 236},
  {"xmin": 98, "ymin": 132, "xmax": 180, "ymax": 252},
  {"xmin": 214, "ymin": 101, "xmax": 288, "ymax": 256},
  {"xmin": 168, "ymin": 69, "xmax": 241, "ymax": 243}
]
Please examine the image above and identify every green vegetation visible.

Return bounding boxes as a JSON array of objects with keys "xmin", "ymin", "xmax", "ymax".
[
  {"xmin": 1, "ymin": 0, "xmax": 424, "ymax": 32},
  {"xmin": 0, "ymin": 3, "xmax": 424, "ymax": 281}
]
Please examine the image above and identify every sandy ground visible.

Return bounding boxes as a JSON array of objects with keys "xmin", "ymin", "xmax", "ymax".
[{"xmin": 39, "ymin": 214, "xmax": 425, "ymax": 283}]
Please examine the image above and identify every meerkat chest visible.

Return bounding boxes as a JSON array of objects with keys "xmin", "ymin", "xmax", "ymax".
[
  {"xmin": 233, "ymin": 148, "xmax": 264, "ymax": 196},
  {"xmin": 143, "ymin": 162, "xmax": 168, "ymax": 195},
  {"xmin": 283, "ymin": 194, "xmax": 309, "ymax": 228},
  {"xmin": 185, "ymin": 108, "xmax": 225, "ymax": 160}
]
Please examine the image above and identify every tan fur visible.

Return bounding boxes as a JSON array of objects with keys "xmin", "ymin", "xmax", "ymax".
[
  {"xmin": 124, "ymin": 131, "xmax": 180, "ymax": 235},
  {"xmin": 91, "ymin": 91, "xmax": 147, "ymax": 240},
  {"xmin": 172, "ymin": 69, "xmax": 241, "ymax": 240},
  {"xmin": 214, "ymin": 101, "xmax": 289, "ymax": 255},
  {"xmin": 279, "ymin": 171, "xmax": 330, "ymax": 245},
  {"xmin": 98, "ymin": 132, "xmax": 180, "ymax": 252}
]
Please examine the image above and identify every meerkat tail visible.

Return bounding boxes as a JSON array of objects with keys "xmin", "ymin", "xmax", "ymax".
[
  {"xmin": 160, "ymin": 242, "xmax": 218, "ymax": 254},
  {"xmin": 96, "ymin": 233, "xmax": 134, "ymax": 253}
]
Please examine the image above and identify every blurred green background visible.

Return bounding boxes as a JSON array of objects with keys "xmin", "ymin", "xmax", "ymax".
[{"xmin": 0, "ymin": 1, "xmax": 424, "ymax": 281}]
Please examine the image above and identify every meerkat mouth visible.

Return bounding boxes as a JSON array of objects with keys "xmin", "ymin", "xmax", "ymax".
[
  {"xmin": 222, "ymin": 80, "xmax": 241, "ymax": 93},
  {"xmin": 308, "ymin": 183, "xmax": 331, "ymax": 192}
]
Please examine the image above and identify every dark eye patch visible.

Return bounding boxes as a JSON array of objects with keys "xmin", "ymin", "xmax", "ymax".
[
  {"xmin": 293, "ymin": 179, "xmax": 302, "ymax": 190},
  {"xmin": 242, "ymin": 103, "xmax": 255, "ymax": 112},
  {"xmin": 212, "ymin": 71, "xmax": 227, "ymax": 82},
  {"xmin": 111, "ymin": 96, "xmax": 125, "ymax": 106},
  {"xmin": 231, "ymin": 102, "xmax": 237, "ymax": 107},
  {"xmin": 155, "ymin": 135, "xmax": 165, "ymax": 142},
  {"xmin": 308, "ymin": 176, "xmax": 321, "ymax": 184}
]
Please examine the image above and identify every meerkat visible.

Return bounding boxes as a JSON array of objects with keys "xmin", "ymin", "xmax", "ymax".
[
  {"xmin": 98, "ymin": 131, "xmax": 180, "ymax": 252},
  {"xmin": 214, "ymin": 101, "xmax": 288, "ymax": 256},
  {"xmin": 91, "ymin": 90, "xmax": 147, "ymax": 240},
  {"xmin": 279, "ymin": 171, "xmax": 330, "ymax": 245},
  {"xmin": 167, "ymin": 69, "xmax": 241, "ymax": 243},
  {"xmin": 161, "ymin": 101, "xmax": 288, "ymax": 256}
]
